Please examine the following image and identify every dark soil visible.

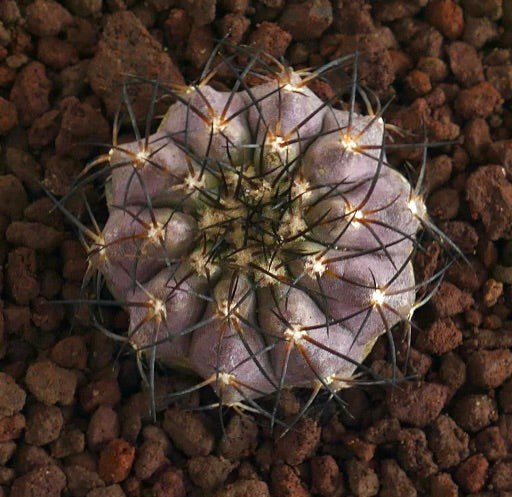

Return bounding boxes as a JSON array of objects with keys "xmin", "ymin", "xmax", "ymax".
[{"xmin": 1, "ymin": 0, "xmax": 512, "ymax": 496}]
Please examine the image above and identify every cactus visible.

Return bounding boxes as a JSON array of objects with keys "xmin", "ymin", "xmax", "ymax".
[{"xmin": 59, "ymin": 53, "xmax": 441, "ymax": 416}]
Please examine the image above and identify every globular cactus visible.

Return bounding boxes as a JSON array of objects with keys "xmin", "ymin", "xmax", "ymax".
[{"xmin": 71, "ymin": 55, "xmax": 433, "ymax": 411}]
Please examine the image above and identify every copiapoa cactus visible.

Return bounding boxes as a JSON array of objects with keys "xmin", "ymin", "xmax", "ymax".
[{"xmin": 55, "ymin": 51, "xmax": 445, "ymax": 419}]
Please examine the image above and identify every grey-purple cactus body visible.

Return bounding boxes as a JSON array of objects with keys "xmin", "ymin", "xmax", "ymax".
[{"xmin": 96, "ymin": 68, "xmax": 423, "ymax": 404}]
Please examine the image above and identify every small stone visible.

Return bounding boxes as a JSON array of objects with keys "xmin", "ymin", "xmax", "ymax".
[
  {"xmin": 0, "ymin": 96, "xmax": 17, "ymax": 135},
  {"xmin": 25, "ymin": 0, "xmax": 73, "ymax": 36},
  {"xmin": 162, "ymin": 407, "xmax": 214, "ymax": 457},
  {"xmin": 346, "ymin": 459, "xmax": 379, "ymax": 497},
  {"xmin": 425, "ymin": 0, "xmax": 464, "ymax": 40},
  {"xmin": 25, "ymin": 403, "xmax": 63, "ymax": 446},
  {"xmin": 214, "ymin": 479, "xmax": 270, "ymax": 497},
  {"xmin": 25, "ymin": 361, "xmax": 77, "ymax": 406},
  {"xmin": 86, "ymin": 485, "xmax": 127, "ymax": 497},
  {"xmin": 271, "ymin": 464, "xmax": 310, "ymax": 497},
  {"xmin": 387, "ymin": 383, "xmax": 448, "ymax": 427},
  {"xmin": 310, "ymin": 455, "xmax": 343, "ymax": 497},
  {"xmin": 430, "ymin": 281, "xmax": 474, "ymax": 318},
  {"xmin": 9, "ymin": 61, "xmax": 52, "ymax": 126},
  {"xmin": 490, "ymin": 460, "xmax": 512, "ymax": 491},
  {"xmin": 427, "ymin": 415, "xmax": 469, "ymax": 469},
  {"xmin": 379, "ymin": 459, "xmax": 416, "ymax": 497},
  {"xmin": 482, "ymin": 278, "xmax": 503, "ymax": 307},
  {"xmin": 152, "ymin": 467, "xmax": 186, "ymax": 497},
  {"xmin": 87, "ymin": 406, "xmax": 120, "ymax": 451},
  {"xmin": 6, "ymin": 222, "xmax": 64, "ymax": 252},
  {"xmin": 218, "ymin": 414, "xmax": 258, "ymax": 461},
  {"xmin": 274, "ymin": 417, "xmax": 321, "ymax": 466},
  {"xmin": 98, "ymin": 439, "xmax": 135, "ymax": 484},
  {"xmin": 454, "ymin": 82, "xmax": 503, "ymax": 119},
  {"xmin": 451, "ymin": 394, "xmax": 497, "ymax": 432},
  {"xmin": 10, "ymin": 465, "xmax": 66, "ymax": 497},
  {"xmin": 446, "ymin": 41, "xmax": 484, "ymax": 87},
  {"xmin": 467, "ymin": 349, "xmax": 512, "ymax": 389},
  {"xmin": 187, "ymin": 455, "xmax": 237, "ymax": 490},
  {"xmin": 50, "ymin": 336, "xmax": 88, "ymax": 370},
  {"xmin": 455, "ymin": 454, "xmax": 488, "ymax": 493},
  {"xmin": 430, "ymin": 473, "xmax": 458, "ymax": 497},
  {"xmin": 0, "ymin": 175, "xmax": 28, "ymax": 220},
  {"xmin": 474, "ymin": 426, "xmax": 507, "ymax": 461},
  {"xmin": 248, "ymin": 22, "xmax": 292, "ymax": 60},
  {"xmin": 415, "ymin": 318, "xmax": 462, "ymax": 355},
  {"xmin": 0, "ymin": 373, "xmax": 26, "ymax": 417},
  {"xmin": 278, "ymin": 0, "xmax": 333, "ymax": 40}
]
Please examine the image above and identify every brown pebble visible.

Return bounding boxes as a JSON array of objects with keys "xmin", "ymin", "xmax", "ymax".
[
  {"xmin": 87, "ymin": 406, "xmax": 120, "ymax": 451},
  {"xmin": 397, "ymin": 428, "xmax": 438, "ymax": 478},
  {"xmin": 387, "ymin": 383, "xmax": 449, "ymax": 428},
  {"xmin": 446, "ymin": 41, "xmax": 484, "ymax": 87},
  {"xmin": 88, "ymin": 11, "xmax": 184, "ymax": 120},
  {"xmin": 0, "ymin": 413, "xmax": 25, "ymax": 442},
  {"xmin": 474, "ymin": 426, "xmax": 507, "ymax": 461},
  {"xmin": 482, "ymin": 278, "xmax": 503, "ymax": 307},
  {"xmin": 452, "ymin": 394, "xmax": 497, "ymax": 432},
  {"xmin": 187, "ymin": 455, "xmax": 237, "ymax": 490},
  {"xmin": 10, "ymin": 465, "xmax": 66, "ymax": 497},
  {"xmin": 79, "ymin": 378, "xmax": 122, "ymax": 413},
  {"xmin": 278, "ymin": 0, "xmax": 332, "ymax": 40},
  {"xmin": 430, "ymin": 281, "xmax": 474, "ymax": 318},
  {"xmin": 405, "ymin": 69, "xmax": 431, "ymax": 97},
  {"xmin": 463, "ymin": 0, "xmax": 503, "ymax": 20},
  {"xmin": 274, "ymin": 417, "xmax": 321, "ymax": 466},
  {"xmin": 214, "ymin": 479, "xmax": 270, "ymax": 497},
  {"xmin": 415, "ymin": 318, "xmax": 462, "ymax": 355},
  {"xmin": 7, "ymin": 247, "xmax": 39, "ymax": 305},
  {"xmin": 464, "ymin": 117, "xmax": 491, "ymax": 162},
  {"xmin": 0, "ymin": 373, "xmax": 26, "ymax": 417},
  {"xmin": 467, "ymin": 349, "xmax": 512, "ymax": 389},
  {"xmin": 25, "ymin": 0, "xmax": 73, "ymax": 36},
  {"xmin": 9, "ymin": 61, "xmax": 52, "ymax": 126},
  {"xmin": 271, "ymin": 464, "xmax": 310, "ymax": 497},
  {"xmin": 6, "ymin": 221, "xmax": 64, "ymax": 253},
  {"xmin": 248, "ymin": 22, "xmax": 292, "ymax": 60},
  {"xmin": 87, "ymin": 485, "xmax": 127, "ymax": 497},
  {"xmin": 98, "ymin": 438, "xmax": 135, "ymax": 484},
  {"xmin": 185, "ymin": 24, "xmax": 213, "ymax": 70},
  {"xmin": 0, "ymin": 175, "xmax": 27, "ymax": 221},
  {"xmin": 50, "ymin": 335, "xmax": 88, "ymax": 370},
  {"xmin": 490, "ymin": 460, "xmax": 512, "ymax": 491},
  {"xmin": 162, "ymin": 407, "xmax": 214, "ymax": 457},
  {"xmin": 152, "ymin": 467, "xmax": 186, "ymax": 497},
  {"xmin": 64, "ymin": 463, "xmax": 105, "ymax": 497},
  {"xmin": 417, "ymin": 57, "xmax": 448, "ymax": 83},
  {"xmin": 134, "ymin": 439, "xmax": 168, "ymax": 481},
  {"xmin": 218, "ymin": 414, "xmax": 258, "ymax": 461},
  {"xmin": 379, "ymin": 459, "xmax": 416, "ymax": 497},
  {"xmin": 455, "ymin": 454, "xmax": 488, "ymax": 493},
  {"xmin": 50, "ymin": 428, "xmax": 85, "ymax": 458},
  {"xmin": 425, "ymin": 0, "xmax": 464, "ymax": 40},
  {"xmin": 454, "ymin": 81, "xmax": 503, "ymax": 119},
  {"xmin": 37, "ymin": 37, "xmax": 78, "ymax": 70},
  {"xmin": 25, "ymin": 360, "xmax": 77, "ymax": 406},
  {"xmin": 25, "ymin": 403, "xmax": 63, "ymax": 446},
  {"xmin": 0, "ymin": 96, "xmax": 17, "ymax": 135},
  {"xmin": 430, "ymin": 472, "xmax": 458, "ymax": 497},
  {"xmin": 466, "ymin": 166, "xmax": 512, "ymax": 240},
  {"xmin": 427, "ymin": 415, "xmax": 469, "ymax": 469},
  {"xmin": 346, "ymin": 458, "xmax": 379, "ymax": 497},
  {"xmin": 310, "ymin": 455, "xmax": 343, "ymax": 497}
]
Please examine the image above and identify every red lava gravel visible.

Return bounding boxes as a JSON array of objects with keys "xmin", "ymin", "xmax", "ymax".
[{"xmin": 1, "ymin": 1, "xmax": 512, "ymax": 496}]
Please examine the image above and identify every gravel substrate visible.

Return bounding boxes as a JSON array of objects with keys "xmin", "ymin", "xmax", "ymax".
[{"xmin": 2, "ymin": 0, "xmax": 512, "ymax": 496}]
